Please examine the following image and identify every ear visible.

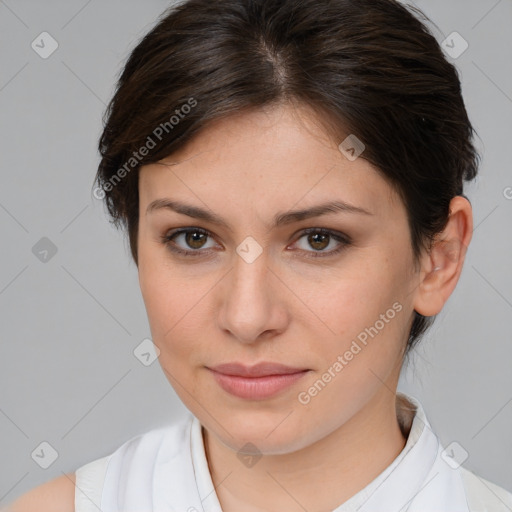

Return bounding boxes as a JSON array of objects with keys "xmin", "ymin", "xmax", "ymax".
[{"xmin": 413, "ymin": 196, "xmax": 473, "ymax": 317}]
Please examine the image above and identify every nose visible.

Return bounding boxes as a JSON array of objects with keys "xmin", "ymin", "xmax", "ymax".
[{"xmin": 216, "ymin": 246, "xmax": 289, "ymax": 344}]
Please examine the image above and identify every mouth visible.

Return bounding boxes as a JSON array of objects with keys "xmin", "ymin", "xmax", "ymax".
[{"xmin": 207, "ymin": 362, "xmax": 311, "ymax": 400}]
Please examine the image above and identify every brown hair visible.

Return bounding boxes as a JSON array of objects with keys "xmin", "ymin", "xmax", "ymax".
[{"xmin": 94, "ymin": 0, "xmax": 479, "ymax": 352}]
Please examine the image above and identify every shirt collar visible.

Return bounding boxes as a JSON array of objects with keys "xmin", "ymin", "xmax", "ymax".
[{"xmin": 189, "ymin": 392, "xmax": 470, "ymax": 512}]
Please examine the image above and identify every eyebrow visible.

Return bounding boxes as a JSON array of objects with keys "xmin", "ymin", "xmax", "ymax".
[{"xmin": 146, "ymin": 198, "xmax": 373, "ymax": 229}]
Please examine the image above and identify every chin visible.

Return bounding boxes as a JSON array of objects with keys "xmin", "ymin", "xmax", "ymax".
[
  {"xmin": 207, "ymin": 409, "xmax": 314, "ymax": 455},
  {"xmin": 219, "ymin": 430, "xmax": 310, "ymax": 456}
]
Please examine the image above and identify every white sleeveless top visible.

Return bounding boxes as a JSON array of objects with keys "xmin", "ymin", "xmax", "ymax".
[{"xmin": 74, "ymin": 393, "xmax": 512, "ymax": 512}]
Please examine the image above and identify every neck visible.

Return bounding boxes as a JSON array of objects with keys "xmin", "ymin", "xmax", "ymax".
[{"xmin": 203, "ymin": 388, "xmax": 409, "ymax": 512}]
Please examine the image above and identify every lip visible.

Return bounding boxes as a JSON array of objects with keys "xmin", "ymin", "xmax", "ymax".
[
  {"xmin": 210, "ymin": 361, "xmax": 308, "ymax": 377},
  {"xmin": 207, "ymin": 362, "xmax": 310, "ymax": 400}
]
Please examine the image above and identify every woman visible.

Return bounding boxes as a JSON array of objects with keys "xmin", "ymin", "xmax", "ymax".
[{"xmin": 6, "ymin": 0, "xmax": 512, "ymax": 510}]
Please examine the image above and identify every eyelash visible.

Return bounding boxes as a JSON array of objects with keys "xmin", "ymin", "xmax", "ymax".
[{"xmin": 160, "ymin": 227, "xmax": 351, "ymax": 259}]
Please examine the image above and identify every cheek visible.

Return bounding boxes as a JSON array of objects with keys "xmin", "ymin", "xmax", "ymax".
[
  {"xmin": 138, "ymin": 244, "xmax": 179, "ymax": 341},
  {"xmin": 295, "ymin": 269, "xmax": 408, "ymax": 421},
  {"xmin": 138, "ymin": 249, "xmax": 216, "ymax": 363},
  {"xmin": 295, "ymin": 248, "xmax": 412, "ymax": 377},
  {"xmin": 302, "ymin": 256, "xmax": 405, "ymax": 334}
]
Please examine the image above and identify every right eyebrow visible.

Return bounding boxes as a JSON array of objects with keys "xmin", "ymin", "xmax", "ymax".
[{"xmin": 146, "ymin": 198, "xmax": 231, "ymax": 230}]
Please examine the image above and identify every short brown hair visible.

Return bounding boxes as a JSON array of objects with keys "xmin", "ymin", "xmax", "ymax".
[{"xmin": 94, "ymin": 0, "xmax": 479, "ymax": 352}]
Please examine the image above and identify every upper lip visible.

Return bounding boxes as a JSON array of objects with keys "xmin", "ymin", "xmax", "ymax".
[{"xmin": 208, "ymin": 362, "xmax": 309, "ymax": 377}]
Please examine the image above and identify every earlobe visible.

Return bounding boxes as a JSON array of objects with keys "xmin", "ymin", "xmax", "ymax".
[{"xmin": 413, "ymin": 196, "xmax": 473, "ymax": 317}]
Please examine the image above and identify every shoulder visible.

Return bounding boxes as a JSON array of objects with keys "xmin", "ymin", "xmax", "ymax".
[
  {"xmin": 2, "ymin": 416, "xmax": 194, "ymax": 512},
  {"xmin": 459, "ymin": 466, "xmax": 512, "ymax": 511},
  {"xmin": 2, "ymin": 473, "xmax": 76, "ymax": 512}
]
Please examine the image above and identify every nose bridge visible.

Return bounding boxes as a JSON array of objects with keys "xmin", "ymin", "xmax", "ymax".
[
  {"xmin": 217, "ymin": 241, "xmax": 287, "ymax": 343},
  {"xmin": 232, "ymin": 246, "xmax": 269, "ymax": 300},
  {"xmin": 231, "ymin": 234, "xmax": 270, "ymax": 296}
]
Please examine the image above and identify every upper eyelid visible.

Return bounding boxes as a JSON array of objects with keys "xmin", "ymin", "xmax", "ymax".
[
  {"xmin": 166, "ymin": 227, "xmax": 218, "ymax": 245},
  {"xmin": 165, "ymin": 227, "xmax": 349, "ymax": 250}
]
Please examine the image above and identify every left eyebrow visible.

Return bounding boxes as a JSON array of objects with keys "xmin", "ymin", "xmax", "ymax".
[
  {"xmin": 273, "ymin": 200, "xmax": 373, "ymax": 226},
  {"xmin": 146, "ymin": 198, "xmax": 373, "ymax": 230}
]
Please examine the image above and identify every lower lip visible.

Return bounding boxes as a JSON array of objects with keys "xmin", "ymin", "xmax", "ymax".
[{"xmin": 208, "ymin": 369, "xmax": 309, "ymax": 400}]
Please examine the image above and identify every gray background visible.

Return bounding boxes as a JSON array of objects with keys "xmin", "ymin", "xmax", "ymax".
[{"xmin": 0, "ymin": 0, "xmax": 511, "ymax": 505}]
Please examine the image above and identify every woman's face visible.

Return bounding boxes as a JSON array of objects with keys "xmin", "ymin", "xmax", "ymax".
[{"xmin": 137, "ymin": 104, "xmax": 419, "ymax": 454}]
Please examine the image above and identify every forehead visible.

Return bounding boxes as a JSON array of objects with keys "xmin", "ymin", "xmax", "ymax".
[{"xmin": 138, "ymin": 105, "xmax": 401, "ymax": 218}]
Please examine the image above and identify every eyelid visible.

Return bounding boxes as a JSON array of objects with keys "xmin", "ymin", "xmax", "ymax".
[
  {"xmin": 291, "ymin": 227, "xmax": 351, "ymax": 244},
  {"xmin": 287, "ymin": 227, "xmax": 352, "ymax": 258},
  {"xmin": 161, "ymin": 227, "xmax": 222, "ymax": 257},
  {"xmin": 161, "ymin": 226, "xmax": 352, "ymax": 258}
]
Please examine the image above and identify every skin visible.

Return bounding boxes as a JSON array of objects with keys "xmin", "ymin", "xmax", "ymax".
[
  {"xmin": 137, "ymin": 103, "xmax": 472, "ymax": 512},
  {"xmin": 3, "ymin": 473, "xmax": 76, "ymax": 512}
]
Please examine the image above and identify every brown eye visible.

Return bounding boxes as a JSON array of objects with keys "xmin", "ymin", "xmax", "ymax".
[
  {"xmin": 307, "ymin": 232, "xmax": 330, "ymax": 251},
  {"xmin": 161, "ymin": 227, "xmax": 218, "ymax": 256},
  {"xmin": 291, "ymin": 228, "xmax": 351, "ymax": 258},
  {"xmin": 185, "ymin": 231, "xmax": 208, "ymax": 249}
]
